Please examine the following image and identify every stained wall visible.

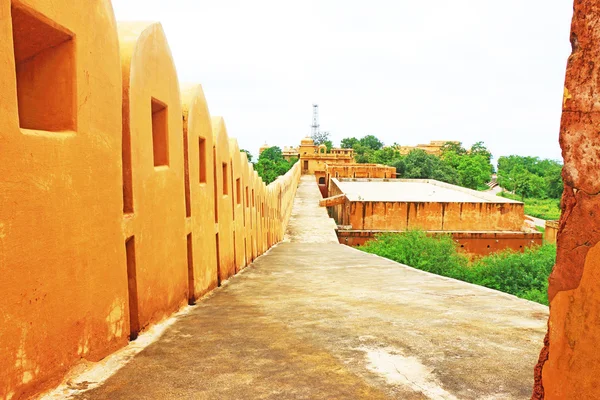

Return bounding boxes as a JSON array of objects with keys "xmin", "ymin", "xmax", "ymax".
[
  {"xmin": 533, "ymin": 1, "xmax": 600, "ymax": 398},
  {"xmin": 0, "ymin": 3, "xmax": 301, "ymax": 399}
]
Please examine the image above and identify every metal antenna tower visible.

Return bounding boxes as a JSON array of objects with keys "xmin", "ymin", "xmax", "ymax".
[{"xmin": 311, "ymin": 104, "xmax": 320, "ymax": 137}]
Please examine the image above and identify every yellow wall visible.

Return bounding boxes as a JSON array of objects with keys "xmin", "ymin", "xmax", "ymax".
[{"xmin": 0, "ymin": 6, "xmax": 301, "ymax": 399}]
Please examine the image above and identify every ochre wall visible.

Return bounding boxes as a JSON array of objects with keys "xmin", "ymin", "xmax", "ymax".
[
  {"xmin": 533, "ymin": 2, "xmax": 600, "ymax": 398},
  {"xmin": 327, "ymin": 179, "xmax": 524, "ymax": 232},
  {"xmin": 181, "ymin": 84, "xmax": 219, "ymax": 300},
  {"xmin": 0, "ymin": 1, "xmax": 127, "ymax": 398},
  {"xmin": 344, "ymin": 201, "xmax": 524, "ymax": 232},
  {"xmin": 318, "ymin": 163, "xmax": 396, "ymax": 198},
  {"xmin": 119, "ymin": 21, "xmax": 188, "ymax": 339},
  {"xmin": 0, "ymin": 5, "xmax": 301, "ymax": 399},
  {"xmin": 338, "ymin": 231, "xmax": 542, "ymax": 256},
  {"xmin": 212, "ymin": 117, "xmax": 236, "ymax": 282}
]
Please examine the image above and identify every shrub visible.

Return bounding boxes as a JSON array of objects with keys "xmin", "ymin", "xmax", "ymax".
[
  {"xmin": 360, "ymin": 231, "xmax": 556, "ymax": 305},
  {"xmin": 360, "ymin": 231, "xmax": 468, "ymax": 277}
]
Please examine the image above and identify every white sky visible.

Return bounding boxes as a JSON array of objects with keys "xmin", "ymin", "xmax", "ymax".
[{"xmin": 112, "ymin": 0, "xmax": 573, "ymax": 162}]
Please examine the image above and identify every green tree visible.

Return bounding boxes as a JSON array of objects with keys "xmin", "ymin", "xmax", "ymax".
[
  {"xmin": 340, "ymin": 137, "xmax": 360, "ymax": 149},
  {"xmin": 497, "ymin": 155, "xmax": 563, "ymax": 199},
  {"xmin": 359, "ymin": 135, "xmax": 384, "ymax": 150},
  {"xmin": 311, "ymin": 131, "xmax": 332, "ymax": 151},
  {"xmin": 456, "ymin": 155, "xmax": 491, "ymax": 190},
  {"xmin": 255, "ymin": 146, "xmax": 296, "ymax": 184}
]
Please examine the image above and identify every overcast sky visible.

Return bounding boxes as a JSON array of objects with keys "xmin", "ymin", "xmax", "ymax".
[{"xmin": 112, "ymin": 0, "xmax": 573, "ymax": 162}]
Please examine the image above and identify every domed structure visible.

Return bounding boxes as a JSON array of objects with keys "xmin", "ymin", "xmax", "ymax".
[
  {"xmin": 259, "ymin": 142, "xmax": 269, "ymax": 155},
  {"xmin": 300, "ymin": 137, "xmax": 314, "ymax": 146}
]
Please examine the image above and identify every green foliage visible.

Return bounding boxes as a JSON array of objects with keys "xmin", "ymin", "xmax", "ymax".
[
  {"xmin": 360, "ymin": 231, "xmax": 556, "ymax": 305},
  {"xmin": 360, "ymin": 231, "xmax": 468, "ymax": 276},
  {"xmin": 240, "ymin": 149, "xmax": 252, "ymax": 162},
  {"xmin": 311, "ymin": 131, "xmax": 332, "ymax": 151},
  {"xmin": 359, "ymin": 135, "xmax": 384, "ymax": 150},
  {"xmin": 340, "ymin": 137, "xmax": 360, "ymax": 149},
  {"xmin": 497, "ymin": 155, "xmax": 563, "ymax": 200},
  {"xmin": 468, "ymin": 245, "xmax": 556, "ymax": 305},
  {"xmin": 498, "ymin": 192, "xmax": 561, "ymax": 220},
  {"xmin": 255, "ymin": 146, "xmax": 297, "ymax": 184},
  {"xmin": 339, "ymin": 136, "xmax": 494, "ymax": 190}
]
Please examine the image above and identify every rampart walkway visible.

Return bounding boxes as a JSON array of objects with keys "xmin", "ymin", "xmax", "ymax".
[{"xmin": 68, "ymin": 176, "xmax": 547, "ymax": 400}]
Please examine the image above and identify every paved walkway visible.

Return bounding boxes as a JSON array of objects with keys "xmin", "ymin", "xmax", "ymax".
[{"xmin": 71, "ymin": 176, "xmax": 547, "ymax": 400}]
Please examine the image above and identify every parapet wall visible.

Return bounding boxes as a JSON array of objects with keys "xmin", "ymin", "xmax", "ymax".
[{"xmin": 0, "ymin": 4, "xmax": 300, "ymax": 399}]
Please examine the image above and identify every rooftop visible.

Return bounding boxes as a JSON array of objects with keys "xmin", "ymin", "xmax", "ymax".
[{"xmin": 333, "ymin": 178, "xmax": 523, "ymax": 204}]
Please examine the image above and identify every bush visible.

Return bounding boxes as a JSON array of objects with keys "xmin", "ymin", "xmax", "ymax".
[
  {"xmin": 360, "ymin": 231, "xmax": 556, "ymax": 305},
  {"xmin": 360, "ymin": 231, "xmax": 468, "ymax": 278}
]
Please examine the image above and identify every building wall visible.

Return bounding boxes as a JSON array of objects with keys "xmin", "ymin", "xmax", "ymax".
[
  {"xmin": 119, "ymin": 21, "xmax": 189, "ymax": 341},
  {"xmin": 0, "ymin": 6, "xmax": 301, "ymax": 399},
  {"xmin": 301, "ymin": 155, "xmax": 353, "ymax": 175},
  {"xmin": 319, "ymin": 164, "xmax": 396, "ymax": 198},
  {"xmin": 338, "ymin": 231, "xmax": 542, "ymax": 256},
  {"xmin": 0, "ymin": 2, "xmax": 126, "ymax": 398},
  {"xmin": 345, "ymin": 201, "xmax": 523, "ymax": 232},
  {"xmin": 327, "ymin": 179, "xmax": 524, "ymax": 232},
  {"xmin": 181, "ymin": 84, "xmax": 219, "ymax": 301},
  {"xmin": 533, "ymin": 2, "xmax": 600, "ymax": 398}
]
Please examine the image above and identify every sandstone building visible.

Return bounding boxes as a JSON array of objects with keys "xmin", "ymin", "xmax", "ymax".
[
  {"xmin": 322, "ymin": 178, "xmax": 542, "ymax": 255},
  {"xmin": 396, "ymin": 140, "xmax": 460, "ymax": 156}
]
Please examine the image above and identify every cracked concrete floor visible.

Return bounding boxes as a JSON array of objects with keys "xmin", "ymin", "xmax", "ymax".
[{"xmin": 70, "ymin": 176, "xmax": 547, "ymax": 400}]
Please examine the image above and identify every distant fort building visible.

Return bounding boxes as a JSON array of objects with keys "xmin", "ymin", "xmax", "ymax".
[
  {"xmin": 395, "ymin": 140, "xmax": 460, "ymax": 156},
  {"xmin": 260, "ymin": 137, "xmax": 355, "ymax": 174}
]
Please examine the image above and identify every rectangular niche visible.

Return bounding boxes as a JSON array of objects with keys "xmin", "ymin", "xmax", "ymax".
[
  {"xmin": 11, "ymin": 2, "xmax": 76, "ymax": 132},
  {"xmin": 222, "ymin": 163, "xmax": 228, "ymax": 195},
  {"xmin": 199, "ymin": 137, "xmax": 207, "ymax": 183},
  {"xmin": 151, "ymin": 98, "xmax": 169, "ymax": 167}
]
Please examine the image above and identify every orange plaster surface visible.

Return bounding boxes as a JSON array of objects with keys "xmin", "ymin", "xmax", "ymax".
[
  {"xmin": 181, "ymin": 84, "xmax": 218, "ymax": 300},
  {"xmin": 211, "ymin": 117, "xmax": 236, "ymax": 282},
  {"xmin": 229, "ymin": 139, "xmax": 247, "ymax": 272},
  {"xmin": 0, "ymin": 1, "xmax": 127, "ymax": 399},
  {"xmin": 0, "ymin": 4, "xmax": 300, "ymax": 399},
  {"xmin": 118, "ymin": 22, "xmax": 188, "ymax": 336}
]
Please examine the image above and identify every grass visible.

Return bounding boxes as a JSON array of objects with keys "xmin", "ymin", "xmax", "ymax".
[
  {"xmin": 360, "ymin": 230, "xmax": 555, "ymax": 305},
  {"xmin": 497, "ymin": 192, "xmax": 561, "ymax": 220}
]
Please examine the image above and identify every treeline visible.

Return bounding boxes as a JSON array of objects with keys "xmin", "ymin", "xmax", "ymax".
[
  {"xmin": 251, "ymin": 147, "xmax": 298, "ymax": 184},
  {"xmin": 497, "ymin": 155, "xmax": 563, "ymax": 200},
  {"xmin": 338, "ymin": 135, "xmax": 494, "ymax": 190}
]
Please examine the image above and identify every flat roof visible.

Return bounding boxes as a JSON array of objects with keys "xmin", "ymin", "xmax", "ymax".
[{"xmin": 333, "ymin": 178, "xmax": 522, "ymax": 204}]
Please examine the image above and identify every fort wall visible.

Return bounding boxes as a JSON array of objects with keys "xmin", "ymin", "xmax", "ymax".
[
  {"xmin": 0, "ymin": 5, "xmax": 300, "ymax": 399},
  {"xmin": 533, "ymin": 1, "xmax": 600, "ymax": 398}
]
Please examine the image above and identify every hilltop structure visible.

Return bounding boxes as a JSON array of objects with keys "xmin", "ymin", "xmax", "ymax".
[
  {"xmin": 395, "ymin": 140, "xmax": 460, "ymax": 156},
  {"xmin": 260, "ymin": 137, "xmax": 355, "ymax": 174}
]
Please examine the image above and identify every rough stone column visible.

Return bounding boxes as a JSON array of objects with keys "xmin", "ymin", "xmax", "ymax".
[{"xmin": 533, "ymin": 2, "xmax": 600, "ymax": 398}]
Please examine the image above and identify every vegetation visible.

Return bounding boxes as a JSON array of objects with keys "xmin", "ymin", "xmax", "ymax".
[
  {"xmin": 497, "ymin": 155, "xmax": 563, "ymax": 200},
  {"xmin": 255, "ymin": 146, "xmax": 298, "ymax": 184},
  {"xmin": 498, "ymin": 192, "xmax": 561, "ymax": 220},
  {"xmin": 360, "ymin": 231, "xmax": 556, "ymax": 305},
  {"xmin": 339, "ymin": 136, "xmax": 494, "ymax": 190},
  {"xmin": 311, "ymin": 131, "xmax": 333, "ymax": 152}
]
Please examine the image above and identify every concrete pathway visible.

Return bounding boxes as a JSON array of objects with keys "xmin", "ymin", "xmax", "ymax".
[{"xmin": 72, "ymin": 176, "xmax": 548, "ymax": 400}]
